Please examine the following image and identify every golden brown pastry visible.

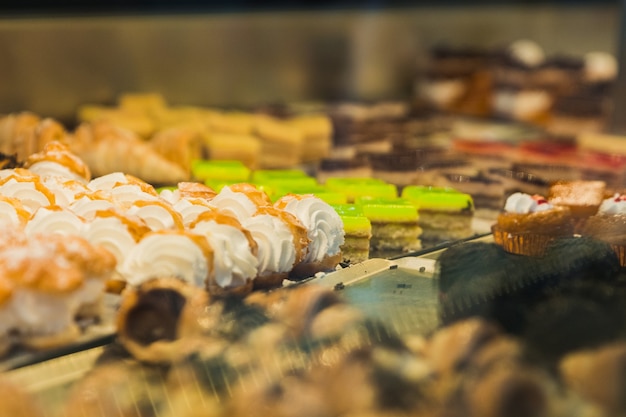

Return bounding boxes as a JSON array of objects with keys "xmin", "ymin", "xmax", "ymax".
[
  {"xmin": 71, "ymin": 120, "xmax": 189, "ymax": 185},
  {"xmin": 116, "ymin": 276, "xmax": 210, "ymax": 363},
  {"xmin": 0, "ymin": 112, "xmax": 68, "ymax": 161},
  {"xmin": 150, "ymin": 127, "xmax": 205, "ymax": 176},
  {"xmin": 24, "ymin": 140, "xmax": 91, "ymax": 183}
]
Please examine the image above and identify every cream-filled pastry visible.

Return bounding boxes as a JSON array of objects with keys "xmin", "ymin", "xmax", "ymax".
[
  {"xmin": 68, "ymin": 191, "xmax": 116, "ymax": 220},
  {"xmin": 119, "ymin": 230, "xmax": 213, "ymax": 289},
  {"xmin": 0, "ymin": 195, "xmax": 30, "ymax": 227},
  {"xmin": 0, "ymin": 176, "xmax": 55, "ymax": 214},
  {"xmin": 241, "ymin": 206, "xmax": 309, "ymax": 288},
  {"xmin": 125, "ymin": 199, "xmax": 185, "ymax": 230},
  {"xmin": 208, "ymin": 183, "xmax": 272, "ymax": 221},
  {"xmin": 189, "ymin": 208, "xmax": 258, "ymax": 297},
  {"xmin": 0, "ymin": 231, "xmax": 115, "ymax": 350},
  {"xmin": 41, "ymin": 177, "xmax": 89, "ymax": 207},
  {"xmin": 89, "ymin": 172, "xmax": 145, "ymax": 192},
  {"xmin": 25, "ymin": 205, "xmax": 86, "ymax": 237},
  {"xmin": 275, "ymin": 194, "xmax": 345, "ymax": 279},
  {"xmin": 24, "ymin": 141, "xmax": 91, "ymax": 184},
  {"xmin": 170, "ymin": 198, "xmax": 213, "ymax": 228}
]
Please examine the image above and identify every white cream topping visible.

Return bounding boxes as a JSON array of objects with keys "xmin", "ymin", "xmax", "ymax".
[
  {"xmin": 125, "ymin": 203, "xmax": 180, "ymax": 231},
  {"xmin": 242, "ymin": 214, "xmax": 296, "ymax": 275},
  {"xmin": 41, "ymin": 177, "xmax": 89, "ymax": 207},
  {"xmin": 159, "ymin": 188, "xmax": 181, "ymax": 205},
  {"xmin": 69, "ymin": 196, "xmax": 116, "ymax": 221},
  {"xmin": 209, "ymin": 186, "xmax": 259, "ymax": 221},
  {"xmin": 172, "ymin": 198, "xmax": 211, "ymax": 227},
  {"xmin": 0, "ymin": 200, "xmax": 25, "ymax": 227},
  {"xmin": 0, "ymin": 179, "xmax": 54, "ymax": 214},
  {"xmin": 278, "ymin": 196, "xmax": 345, "ymax": 262},
  {"xmin": 25, "ymin": 206, "xmax": 86, "ymax": 237},
  {"xmin": 191, "ymin": 220, "xmax": 258, "ymax": 288},
  {"xmin": 27, "ymin": 161, "xmax": 87, "ymax": 184},
  {"xmin": 504, "ymin": 192, "xmax": 553, "ymax": 214},
  {"xmin": 120, "ymin": 233, "xmax": 209, "ymax": 287},
  {"xmin": 598, "ymin": 194, "xmax": 626, "ymax": 215},
  {"xmin": 83, "ymin": 216, "xmax": 137, "ymax": 266},
  {"xmin": 109, "ymin": 185, "xmax": 159, "ymax": 206},
  {"xmin": 87, "ymin": 172, "xmax": 129, "ymax": 191},
  {"xmin": 5, "ymin": 276, "xmax": 103, "ymax": 337}
]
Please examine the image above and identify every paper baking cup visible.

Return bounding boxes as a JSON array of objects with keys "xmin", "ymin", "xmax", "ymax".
[{"xmin": 492, "ymin": 228, "xmax": 554, "ymax": 257}]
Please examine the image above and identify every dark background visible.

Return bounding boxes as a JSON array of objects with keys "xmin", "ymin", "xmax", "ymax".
[{"xmin": 1, "ymin": 0, "xmax": 620, "ymax": 17}]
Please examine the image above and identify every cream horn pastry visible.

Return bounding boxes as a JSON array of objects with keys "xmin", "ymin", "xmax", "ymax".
[
  {"xmin": 160, "ymin": 183, "xmax": 216, "ymax": 227},
  {"xmin": 24, "ymin": 141, "xmax": 91, "ymax": 184},
  {"xmin": 189, "ymin": 208, "xmax": 258, "ymax": 297},
  {"xmin": 88, "ymin": 171, "xmax": 159, "ymax": 196},
  {"xmin": 0, "ymin": 175, "xmax": 55, "ymax": 214},
  {"xmin": 116, "ymin": 276, "xmax": 210, "ymax": 363},
  {"xmin": 208, "ymin": 183, "xmax": 272, "ymax": 221},
  {"xmin": 125, "ymin": 199, "xmax": 185, "ymax": 230},
  {"xmin": 0, "ymin": 195, "xmax": 30, "ymax": 227},
  {"xmin": 68, "ymin": 191, "xmax": 116, "ymax": 220},
  {"xmin": 71, "ymin": 120, "xmax": 189, "ymax": 185},
  {"xmin": 83, "ymin": 208, "xmax": 151, "ymax": 294},
  {"xmin": 0, "ymin": 112, "xmax": 67, "ymax": 161},
  {"xmin": 241, "ymin": 206, "xmax": 309, "ymax": 289},
  {"xmin": 24, "ymin": 205, "xmax": 86, "ymax": 237},
  {"xmin": 119, "ymin": 229, "xmax": 213, "ymax": 289},
  {"xmin": 40, "ymin": 177, "xmax": 89, "ymax": 207},
  {"xmin": 275, "ymin": 194, "xmax": 345, "ymax": 280},
  {"xmin": 0, "ymin": 232, "xmax": 115, "ymax": 350}
]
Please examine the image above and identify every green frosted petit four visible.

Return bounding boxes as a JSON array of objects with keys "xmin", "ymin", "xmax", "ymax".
[
  {"xmin": 192, "ymin": 160, "xmax": 251, "ymax": 182},
  {"xmin": 401, "ymin": 185, "xmax": 474, "ymax": 212},
  {"xmin": 325, "ymin": 178, "xmax": 397, "ymax": 203}
]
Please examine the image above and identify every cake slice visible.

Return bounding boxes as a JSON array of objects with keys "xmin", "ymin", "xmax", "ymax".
[
  {"xmin": 355, "ymin": 196, "xmax": 422, "ymax": 253},
  {"xmin": 191, "ymin": 159, "xmax": 251, "ymax": 185},
  {"xmin": 332, "ymin": 204, "xmax": 372, "ymax": 263},
  {"xmin": 401, "ymin": 185, "xmax": 475, "ymax": 245}
]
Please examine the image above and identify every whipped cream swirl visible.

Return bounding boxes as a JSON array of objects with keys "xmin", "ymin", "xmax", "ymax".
[
  {"xmin": 276, "ymin": 195, "xmax": 345, "ymax": 262},
  {"xmin": 598, "ymin": 194, "xmax": 626, "ymax": 215},
  {"xmin": 242, "ymin": 213, "xmax": 296, "ymax": 276},
  {"xmin": 504, "ymin": 192, "xmax": 553, "ymax": 214},
  {"xmin": 191, "ymin": 220, "xmax": 258, "ymax": 288},
  {"xmin": 209, "ymin": 186, "xmax": 261, "ymax": 221}
]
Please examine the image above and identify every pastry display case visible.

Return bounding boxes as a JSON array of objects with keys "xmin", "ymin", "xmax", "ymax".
[{"xmin": 1, "ymin": 1, "xmax": 626, "ymax": 416}]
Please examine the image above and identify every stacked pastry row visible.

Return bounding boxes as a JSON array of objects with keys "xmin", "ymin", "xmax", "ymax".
[
  {"xmin": 78, "ymin": 93, "xmax": 333, "ymax": 170},
  {"xmin": 416, "ymin": 39, "xmax": 617, "ymax": 136},
  {"xmin": 0, "ymin": 141, "xmax": 345, "ymax": 353}
]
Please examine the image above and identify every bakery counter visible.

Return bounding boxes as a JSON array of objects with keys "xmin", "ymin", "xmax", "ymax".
[
  {"xmin": 3, "ymin": 247, "xmax": 448, "ymax": 417},
  {"xmin": 6, "ymin": 229, "xmax": 626, "ymax": 417}
]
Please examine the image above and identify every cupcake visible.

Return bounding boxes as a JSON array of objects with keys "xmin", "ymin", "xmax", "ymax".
[
  {"xmin": 492, "ymin": 192, "xmax": 573, "ymax": 256},
  {"xmin": 581, "ymin": 193, "xmax": 626, "ymax": 266}
]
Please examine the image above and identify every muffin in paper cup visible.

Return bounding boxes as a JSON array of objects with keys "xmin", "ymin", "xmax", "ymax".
[
  {"xmin": 492, "ymin": 193, "xmax": 574, "ymax": 257},
  {"xmin": 579, "ymin": 196, "xmax": 626, "ymax": 268},
  {"xmin": 492, "ymin": 225, "xmax": 559, "ymax": 257}
]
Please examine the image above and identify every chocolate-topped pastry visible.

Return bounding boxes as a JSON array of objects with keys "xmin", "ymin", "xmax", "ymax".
[
  {"xmin": 317, "ymin": 155, "xmax": 372, "ymax": 183},
  {"xmin": 533, "ymin": 54, "xmax": 584, "ymax": 96},
  {"xmin": 416, "ymin": 44, "xmax": 492, "ymax": 117},
  {"xmin": 368, "ymin": 150, "xmax": 419, "ymax": 187}
]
